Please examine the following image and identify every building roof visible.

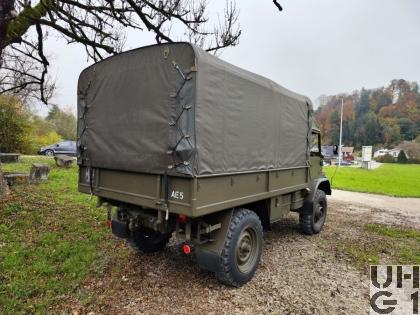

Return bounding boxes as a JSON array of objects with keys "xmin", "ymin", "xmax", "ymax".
[
  {"xmin": 388, "ymin": 148, "xmax": 402, "ymax": 152},
  {"xmin": 341, "ymin": 146, "xmax": 354, "ymax": 153}
]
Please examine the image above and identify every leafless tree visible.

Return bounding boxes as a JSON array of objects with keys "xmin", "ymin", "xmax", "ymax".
[
  {"xmin": 0, "ymin": 0, "xmax": 242, "ymax": 104},
  {"xmin": 272, "ymin": 0, "xmax": 283, "ymax": 11}
]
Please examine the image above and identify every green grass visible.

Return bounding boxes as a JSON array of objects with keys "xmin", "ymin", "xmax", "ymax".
[
  {"xmin": 0, "ymin": 156, "xmax": 113, "ymax": 314},
  {"xmin": 366, "ymin": 224, "xmax": 420, "ymax": 264},
  {"xmin": 339, "ymin": 243, "xmax": 381, "ymax": 269},
  {"xmin": 337, "ymin": 223, "xmax": 420, "ymax": 271},
  {"xmin": 324, "ymin": 163, "xmax": 420, "ymax": 197},
  {"xmin": 366, "ymin": 224, "xmax": 420, "ymax": 241}
]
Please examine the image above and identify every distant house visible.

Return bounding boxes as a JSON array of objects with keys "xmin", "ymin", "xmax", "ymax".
[
  {"xmin": 321, "ymin": 145, "xmax": 335, "ymax": 158},
  {"xmin": 322, "ymin": 145, "xmax": 354, "ymax": 161},
  {"xmin": 388, "ymin": 148, "xmax": 409, "ymax": 159},
  {"xmin": 374, "ymin": 149, "xmax": 389, "ymax": 158},
  {"xmin": 341, "ymin": 146, "xmax": 354, "ymax": 161},
  {"xmin": 374, "ymin": 148, "xmax": 409, "ymax": 159}
]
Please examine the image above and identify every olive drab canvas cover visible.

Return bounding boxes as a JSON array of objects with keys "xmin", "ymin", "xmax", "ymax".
[{"xmin": 77, "ymin": 42, "xmax": 313, "ymax": 177}]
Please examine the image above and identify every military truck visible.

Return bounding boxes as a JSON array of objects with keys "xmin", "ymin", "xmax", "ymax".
[{"xmin": 77, "ymin": 42, "xmax": 331, "ymax": 287}]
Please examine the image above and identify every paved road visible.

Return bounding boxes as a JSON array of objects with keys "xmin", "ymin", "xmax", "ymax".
[{"xmin": 329, "ymin": 189, "xmax": 420, "ymax": 227}]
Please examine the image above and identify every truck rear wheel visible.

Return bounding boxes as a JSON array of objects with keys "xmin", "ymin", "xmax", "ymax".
[
  {"xmin": 216, "ymin": 208, "xmax": 263, "ymax": 287},
  {"xmin": 127, "ymin": 228, "xmax": 172, "ymax": 253},
  {"xmin": 299, "ymin": 189, "xmax": 327, "ymax": 235}
]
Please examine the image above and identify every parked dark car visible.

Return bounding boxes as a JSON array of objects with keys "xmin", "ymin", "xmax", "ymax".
[{"xmin": 38, "ymin": 140, "xmax": 76, "ymax": 156}]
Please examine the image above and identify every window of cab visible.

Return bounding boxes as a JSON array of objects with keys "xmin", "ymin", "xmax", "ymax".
[{"xmin": 310, "ymin": 132, "xmax": 321, "ymax": 156}]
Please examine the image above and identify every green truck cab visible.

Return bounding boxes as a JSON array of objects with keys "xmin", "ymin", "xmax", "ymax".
[{"xmin": 77, "ymin": 42, "xmax": 331, "ymax": 287}]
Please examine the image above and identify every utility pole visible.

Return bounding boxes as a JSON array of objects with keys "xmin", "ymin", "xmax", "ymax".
[{"xmin": 338, "ymin": 98, "xmax": 343, "ymax": 167}]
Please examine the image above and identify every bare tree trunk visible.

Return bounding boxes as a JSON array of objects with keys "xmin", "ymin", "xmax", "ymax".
[
  {"xmin": 0, "ymin": 163, "xmax": 8, "ymax": 198},
  {"xmin": 0, "ymin": 0, "xmax": 15, "ymax": 58}
]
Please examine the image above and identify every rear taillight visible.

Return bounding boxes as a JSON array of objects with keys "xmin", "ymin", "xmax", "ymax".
[
  {"xmin": 183, "ymin": 244, "xmax": 191, "ymax": 255},
  {"xmin": 178, "ymin": 214, "xmax": 187, "ymax": 224}
]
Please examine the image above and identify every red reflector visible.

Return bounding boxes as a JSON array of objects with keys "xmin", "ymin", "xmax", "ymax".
[
  {"xmin": 106, "ymin": 220, "xmax": 112, "ymax": 228},
  {"xmin": 178, "ymin": 214, "xmax": 187, "ymax": 224},
  {"xmin": 183, "ymin": 244, "xmax": 191, "ymax": 255}
]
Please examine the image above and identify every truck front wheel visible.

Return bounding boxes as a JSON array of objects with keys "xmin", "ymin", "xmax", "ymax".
[
  {"xmin": 299, "ymin": 189, "xmax": 327, "ymax": 235},
  {"xmin": 127, "ymin": 228, "xmax": 172, "ymax": 253},
  {"xmin": 216, "ymin": 209, "xmax": 263, "ymax": 287}
]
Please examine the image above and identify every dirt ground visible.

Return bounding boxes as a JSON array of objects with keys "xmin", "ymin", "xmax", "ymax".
[{"xmin": 61, "ymin": 192, "xmax": 420, "ymax": 315}]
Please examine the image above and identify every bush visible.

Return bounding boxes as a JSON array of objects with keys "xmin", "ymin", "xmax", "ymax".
[
  {"xmin": 25, "ymin": 131, "xmax": 62, "ymax": 154},
  {"xmin": 0, "ymin": 97, "xmax": 74, "ymax": 154},
  {"xmin": 375, "ymin": 154, "xmax": 395, "ymax": 163},
  {"xmin": 397, "ymin": 150, "xmax": 408, "ymax": 163},
  {"xmin": 0, "ymin": 95, "xmax": 32, "ymax": 153},
  {"xmin": 408, "ymin": 158, "xmax": 420, "ymax": 164},
  {"xmin": 23, "ymin": 116, "xmax": 62, "ymax": 154}
]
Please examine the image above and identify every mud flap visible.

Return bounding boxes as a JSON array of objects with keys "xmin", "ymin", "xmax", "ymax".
[
  {"xmin": 195, "ymin": 248, "xmax": 221, "ymax": 272},
  {"xmin": 195, "ymin": 208, "xmax": 233, "ymax": 272}
]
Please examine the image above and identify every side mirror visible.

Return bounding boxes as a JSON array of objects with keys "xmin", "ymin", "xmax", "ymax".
[{"xmin": 56, "ymin": 144, "xmax": 60, "ymax": 147}]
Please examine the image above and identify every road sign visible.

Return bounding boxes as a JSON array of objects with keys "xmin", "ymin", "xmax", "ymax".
[{"xmin": 362, "ymin": 146, "xmax": 373, "ymax": 162}]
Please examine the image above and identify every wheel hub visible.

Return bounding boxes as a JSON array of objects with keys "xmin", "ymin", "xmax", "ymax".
[
  {"xmin": 314, "ymin": 203, "xmax": 324, "ymax": 223},
  {"xmin": 235, "ymin": 227, "xmax": 259, "ymax": 273},
  {"xmin": 238, "ymin": 232, "xmax": 252, "ymax": 261}
]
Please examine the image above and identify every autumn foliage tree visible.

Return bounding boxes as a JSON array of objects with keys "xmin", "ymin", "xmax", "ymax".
[
  {"xmin": 0, "ymin": 94, "xmax": 31, "ymax": 153},
  {"xmin": 46, "ymin": 105, "xmax": 76, "ymax": 140},
  {"xmin": 315, "ymin": 79, "xmax": 420, "ymax": 149}
]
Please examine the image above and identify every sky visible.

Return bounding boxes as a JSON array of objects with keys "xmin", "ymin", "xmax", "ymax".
[{"xmin": 36, "ymin": 0, "xmax": 420, "ymax": 115}]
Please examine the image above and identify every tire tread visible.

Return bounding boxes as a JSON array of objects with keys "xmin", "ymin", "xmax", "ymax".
[
  {"xmin": 216, "ymin": 209, "xmax": 263, "ymax": 287},
  {"xmin": 299, "ymin": 189, "xmax": 327, "ymax": 235}
]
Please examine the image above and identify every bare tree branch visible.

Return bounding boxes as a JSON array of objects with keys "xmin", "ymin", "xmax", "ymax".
[
  {"xmin": 0, "ymin": 0, "xmax": 242, "ymax": 103},
  {"xmin": 272, "ymin": 0, "xmax": 283, "ymax": 12}
]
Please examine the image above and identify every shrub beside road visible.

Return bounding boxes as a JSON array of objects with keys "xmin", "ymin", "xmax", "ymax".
[{"xmin": 324, "ymin": 163, "xmax": 420, "ymax": 197}]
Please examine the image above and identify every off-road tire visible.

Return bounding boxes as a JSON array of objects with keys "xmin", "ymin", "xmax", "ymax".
[
  {"xmin": 127, "ymin": 228, "xmax": 172, "ymax": 253},
  {"xmin": 216, "ymin": 208, "xmax": 263, "ymax": 287},
  {"xmin": 300, "ymin": 189, "xmax": 327, "ymax": 235}
]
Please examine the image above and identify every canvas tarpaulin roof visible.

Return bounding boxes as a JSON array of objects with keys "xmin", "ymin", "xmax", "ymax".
[{"xmin": 77, "ymin": 42, "xmax": 313, "ymax": 177}]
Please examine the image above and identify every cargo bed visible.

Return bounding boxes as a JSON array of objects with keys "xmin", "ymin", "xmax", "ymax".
[{"xmin": 79, "ymin": 166, "xmax": 308, "ymax": 219}]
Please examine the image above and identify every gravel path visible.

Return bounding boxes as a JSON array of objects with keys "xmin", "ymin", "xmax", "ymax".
[
  {"xmin": 62, "ymin": 191, "xmax": 420, "ymax": 315},
  {"xmin": 330, "ymin": 190, "xmax": 420, "ymax": 228}
]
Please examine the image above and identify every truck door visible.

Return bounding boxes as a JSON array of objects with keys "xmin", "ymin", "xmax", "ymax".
[{"xmin": 309, "ymin": 131, "xmax": 322, "ymax": 179}]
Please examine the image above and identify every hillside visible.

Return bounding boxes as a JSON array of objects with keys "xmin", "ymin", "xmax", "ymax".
[{"xmin": 315, "ymin": 79, "xmax": 420, "ymax": 149}]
